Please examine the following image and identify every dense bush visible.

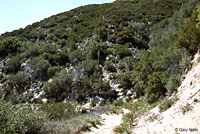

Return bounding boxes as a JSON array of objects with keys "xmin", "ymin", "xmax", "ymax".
[
  {"xmin": 165, "ymin": 74, "xmax": 180, "ymax": 94},
  {"xmin": 104, "ymin": 60, "xmax": 116, "ymax": 72},
  {"xmin": 0, "ymin": 99, "xmax": 48, "ymax": 134},
  {"xmin": 47, "ymin": 66, "xmax": 61, "ymax": 77},
  {"xmin": 113, "ymin": 44, "xmax": 132, "ymax": 59},
  {"xmin": 3, "ymin": 55, "xmax": 22, "ymax": 74},
  {"xmin": 175, "ymin": 5, "xmax": 200, "ymax": 54},
  {"xmin": 117, "ymin": 73, "xmax": 132, "ymax": 89},
  {"xmin": 3, "ymin": 72, "xmax": 31, "ymax": 103},
  {"xmin": 80, "ymin": 59, "xmax": 101, "ymax": 76},
  {"xmin": 0, "ymin": 37, "xmax": 22, "ymax": 58},
  {"xmin": 159, "ymin": 96, "xmax": 178, "ymax": 112},
  {"xmin": 43, "ymin": 69, "xmax": 73, "ymax": 101},
  {"xmin": 39, "ymin": 102, "xmax": 77, "ymax": 120},
  {"xmin": 6, "ymin": 72, "xmax": 31, "ymax": 93},
  {"xmin": 28, "ymin": 56, "xmax": 51, "ymax": 79},
  {"xmin": 25, "ymin": 43, "xmax": 42, "ymax": 57},
  {"xmin": 118, "ymin": 56, "xmax": 135, "ymax": 72},
  {"xmin": 131, "ymin": 43, "xmax": 191, "ymax": 103}
]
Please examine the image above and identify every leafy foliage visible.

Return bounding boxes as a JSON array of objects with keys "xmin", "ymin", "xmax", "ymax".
[
  {"xmin": 0, "ymin": 99, "xmax": 48, "ymax": 134},
  {"xmin": 0, "ymin": 37, "xmax": 22, "ymax": 58},
  {"xmin": 175, "ymin": 9, "xmax": 200, "ymax": 54},
  {"xmin": 39, "ymin": 102, "xmax": 77, "ymax": 120},
  {"xmin": 28, "ymin": 56, "xmax": 51, "ymax": 79}
]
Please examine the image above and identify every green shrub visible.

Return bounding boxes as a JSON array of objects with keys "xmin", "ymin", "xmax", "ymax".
[
  {"xmin": 26, "ymin": 43, "xmax": 42, "ymax": 57},
  {"xmin": 69, "ymin": 49, "xmax": 85, "ymax": 64},
  {"xmin": 0, "ymin": 99, "xmax": 48, "ymax": 134},
  {"xmin": 0, "ymin": 37, "xmax": 22, "ymax": 58},
  {"xmin": 113, "ymin": 44, "xmax": 132, "ymax": 59},
  {"xmin": 43, "ymin": 69, "xmax": 73, "ymax": 101},
  {"xmin": 47, "ymin": 66, "xmax": 61, "ymax": 77},
  {"xmin": 159, "ymin": 96, "xmax": 178, "ymax": 112},
  {"xmin": 145, "ymin": 72, "xmax": 167, "ymax": 104},
  {"xmin": 3, "ymin": 55, "xmax": 22, "ymax": 74},
  {"xmin": 3, "ymin": 72, "xmax": 31, "ymax": 103},
  {"xmin": 181, "ymin": 103, "xmax": 193, "ymax": 114},
  {"xmin": 28, "ymin": 56, "xmax": 51, "ymax": 79},
  {"xmin": 166, "ymin": 74, "xmax": 180, "ymax": 94},
  {"xmin": 117, "ymin": 73, "xmax": 132, "ymax": 89},
  {"xmin": 39, "ymin": 102, "xmax": 77, "ymax": 120},
  {"xmin": 175, "ymin": 7, "xmax": 200, "ymax": 54},
  {"xmin": 80, "ymin": 59, "xmax": 100, "ymax": 76},
  {"xmin": 63, "ymin": 113, "xmax": 101, "ymax": 134},
  {"xmin": 104, "ymin": 60, "xmax": 116, "ymax": 72},
  {"xmin": 119, "ymin": 56, "xmax": 135, "ymax": 72},
  {"xmin": 6, "ymin": 72, "xmax": 31, "ymax": 93}
]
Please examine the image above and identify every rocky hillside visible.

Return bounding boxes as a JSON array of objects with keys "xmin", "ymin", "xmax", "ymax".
[
  {"xmin": 0, "ymin": 0, "xmax": 199, "ymax": 105},
  {"xmin": 0, "ymin": 0, "xmax": 200, "ymax": 134}
]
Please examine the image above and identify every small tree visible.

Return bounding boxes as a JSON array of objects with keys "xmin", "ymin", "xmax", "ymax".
[{"xmin": 28, "ymin": 56, "xmax": 51, "ymax": 79}]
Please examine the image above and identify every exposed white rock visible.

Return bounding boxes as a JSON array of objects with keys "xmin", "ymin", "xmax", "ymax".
[
  {"xmin": 42, "ymin": 98, "xmax": 48, "ymax": 103},
  {"xmin": 126, "ymin": 90, "xmax": 133, "ymax": 96},
  {"xmin": 34, "ymin": 91, "xmax": 44, "ymax": 99}
]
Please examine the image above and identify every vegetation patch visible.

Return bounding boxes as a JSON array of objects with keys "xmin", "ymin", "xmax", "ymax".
[
  {"xmin": 159, "ymin": 96, "xmax": 178, "ymax": 112},
  {"xmin": 181, "ymin": 103, "xmax": 193, "ymax": 114}
]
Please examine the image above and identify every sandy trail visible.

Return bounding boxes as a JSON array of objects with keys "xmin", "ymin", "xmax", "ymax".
[{"xmin": 82, "ymin": 109, "xmax": 129, "ymax": 134}]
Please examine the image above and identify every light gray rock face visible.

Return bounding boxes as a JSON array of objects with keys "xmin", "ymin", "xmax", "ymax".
[
  {"xmin": 89, "ymin": 96, "xmax": 104, "ymax": 104},
  {"xmin": 126, "ymin": 90, "xmax": 133, "ymax": 96}
]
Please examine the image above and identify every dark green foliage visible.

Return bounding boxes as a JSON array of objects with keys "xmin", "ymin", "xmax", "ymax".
[
  {"xmin": 69, "ymin": 49, "xmax": 85, "ymax": 64},
  {"xmin": 43, "ymin": 69, "xmax": 73, "ymax": 101},
  {"xmin": 131, "ymin": 44, "xmax": 190, "ymax": 103},
  {"xmin": 39, "ymin": 102, "xmax": 77, "ymax": 120},
  {"xmin": 175, "ymin": 7, "xmax": 200, "ymax": 54},
  {"xmin": 115, "ymin": 25, "xmax": 149, "ymax": 49},
  {"xmin": 80, "ymin": 59, "xmax": 101, "ymax": 76},
  {"xmin": 6, "ymin": 72, "xmax": 31, "ymax": 93},
  {"xmin": 0, "ymin": 37, "xmax": 22, "ymax": 58},
  {"xmin": 145, "ymin": 72, "xmax": 166, "ymax": 103},
  {"xmin": 42, "ymin": 44, "xmax": 69, "ymax": 66},
  {"xmin": 47, "ymin": 66, "xmax": 61, "ymax": 77},
  {"xmin": 85, "ymin": 42, "xmax": 108, "ymax": 63},
  {"xmin": 25, "ymin": 42, "xmax": 42, "ymax": 57},
  {"xmin": 104, "ymin": 60, "xmax": 116, "ymax": 72},
  {"xmin": 119, "ymin": 56, "xmax": 135, "ymax": 72},
  {"xmin": 113, "ymin": 44, "xmax": 132, "ymax": 59},
  {"xmin": 117, "ymin": 73, "xmax": 132, "ymax": 89},
  {"xmin": 166, "ymin": 74, "xmax": 180, "ymax": 94},
  {"xmin": 148, "ymin": 0, "xmax": 198, "ymax": 48},
  {"xmin": 44, "ymin": 65, "xmax": 113, "ymax": 102},
  {"xmin": 3, "ymin": 72, "xmax": 31, "ymax": 103},
  {"xmin": 3, "ymin": 55, "xmax": 22, "ymax": 74},
  {"xmin": 1, "ymin": 0, "xmax": 187, "ymax": 46},
  {"xmin": 159, "ymin": 96, "xmax": 178, "ymax": 112},
  {"xmin": 0, "ymin": 99, "xmax": 48, "ymax": 134},
  {"xmin": 28, "ymin": 56, "xmax": 51, "ymax": 79}
]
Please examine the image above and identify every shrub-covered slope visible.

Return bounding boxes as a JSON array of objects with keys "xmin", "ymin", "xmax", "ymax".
[{"xmin": 0, "ymin": 0, "xmax": 200, "ymax": 105}]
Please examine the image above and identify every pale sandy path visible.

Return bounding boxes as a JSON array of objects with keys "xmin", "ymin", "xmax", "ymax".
[{"xmin": 82, "ymin": 109, "xmax": 130, "ymax": 134}]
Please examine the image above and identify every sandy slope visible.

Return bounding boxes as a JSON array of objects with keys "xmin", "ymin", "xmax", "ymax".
[
  {"xmin": 82, "ymin": 109, "xmax": 129, "ymax": 134},
  {"xmin": 132, "ymin": 52, "xmax": 200, "ymax": 134}
]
